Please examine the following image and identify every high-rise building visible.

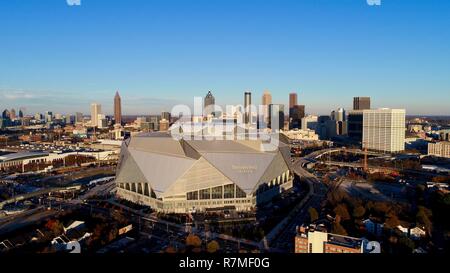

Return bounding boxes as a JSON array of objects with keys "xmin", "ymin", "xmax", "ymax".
[
  {"xmin": 114, "ymin": 91, "xmax": 122, "ymax": 125},
  {"xmin": 90, "ymin": 103, "xmax": 101, "ymax": 127},
  {"xmin": 34, "ymin": 113, "xmax": 42, "ymax": 121},
  {"xmin": 289, "ymin": 105, "xmax": 305, "ymax": 129},
  {"xmin": 2, "ymin": 109, "xmax": 10, "ymax": 119},
  {"xmin": 363, "ymin": 109, "xmax": 405, "ymax": 152},
  {"xmin": 301, "ymin": 115, "xmax": 318, "ymax": 131},
  {"xmin": 269, "ymin": 104, "xmax": 285, "ymax": 131},
  {"xmin": 98, "ymin": 114, "xmax": 108, "ymax": 129},
  {"xmin": 162, "ymin": 112, "xmax": 171, "ymax": 122},
  {"xmin": 347, "ymin": 110, "xmax": 364, "ymax": 141},
  {"xmin": 428, "ymin": 142, "xmax": 450, "ymax": 158},
  {"xmin": 244, "ymin": 91, "xmax": 252, "ymax": 124},
  {"xmin": 75, "ymin": 112, "xmax": 83, "ymax": 124},
  {"xmin": 331, "ymin": 108, "xmax": 347, "ymax": 135},
  {"xmin": 289, "ymin": 92, "xmax": 298, "ymax": 109},
  {"xmin": 18, "ymin": 109, "xmax": 24, "ymax": 118},
  {"xmin": 261, "ymin": 90, "xmax": 272, "ymax": 126},
  {"xmin": 10, "ymin": 109, "xmax": 16, "ymax": 120},
  {"xmin": 353, "ymin": 97, "xmax": 371, "ymax": 110},
  {"xmin": 45, "ymin": 111, "xmax": 53, "ymax": 123},
  {"xmin": 262, "ymin": 90, "xmax": 272, "ymax": 106},
  {"xmin": 204, "ymin": 90, "xmax": 215, "ymax": 109}
]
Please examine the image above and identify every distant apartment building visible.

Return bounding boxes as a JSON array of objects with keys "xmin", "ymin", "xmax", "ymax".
[
  {"xmin": 301, "ymin": 115, "xmax": 318, "ymax": 131},
  {"xmin": 295, "ymin": 225, "xmax": 364, "ymax": 253},
  {"xmin": 353, "ymin": 97, "xmax": 371, "ymax": 110},
  {"xmin": 289, "ymin": 105, "xmax": 305, "ymax": 129},
  {"xmin": 90, "ymin": 103, "xmax": 101, "ymax": 127},
  {"xmin": 428, "ymin": 141, "xmax": 450, "ymax": 158},
  {"xmin": 282, "ymin": 129, "xmax": 319, "ymax": 141},
  {"xmin": 347, "ymin": 110, "xmax": 364, "ymax": 141},
  {"xmin": 362, "ymin": 109, "xmax": 405, "ymax": 153},
  {"xmin": 75, "ymin": 112, "xmax": 83, "ymax": 124}
]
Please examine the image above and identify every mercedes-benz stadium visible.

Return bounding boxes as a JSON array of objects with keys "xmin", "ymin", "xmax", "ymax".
[{"xmin": 115, "ymin": 132, "xmax": 293, "ymax": 213}]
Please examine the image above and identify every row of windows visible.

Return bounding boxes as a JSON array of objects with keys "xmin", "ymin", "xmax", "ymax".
[{"xmin": 186, "ymin": 184, "xmax": 247, "ymax": 200}]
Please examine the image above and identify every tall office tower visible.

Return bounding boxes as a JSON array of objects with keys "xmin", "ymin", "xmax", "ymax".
[
  {"xmin": 204, "ymin": 90, "xmax": 215, "ymax": 109},
  {"xmin": 331, "ymin": 108, "xmax": 346, "ymax": 122},
  {"xmin": 268, "ymin": 104, "xmax": 285, "ymax": 130},
  {"xmin": 347, "ymin": 110, "xmax": 364, "ymax": 141},
  {"xmin": 18, "ymin": 109, "xmax": 24, "ymax": 118},
  {"xmin": 289, "ymin": 105, "xmax": 305, "ymax": 129},
  {"xmin": 331, "ymin": 108, "xmax": 347, "ymax": 135},
  {"xmin": 363, "ymin": 109, "xmax": 405, "ymax": 152},
  {"xmin": 161, "ymin": 111, "xmax": 171, "ymax": 122},
  {"xmin": 289, "ymin": 92, "xmax": 298, "ymax": 109},
  {"xmin": 244, "ymin": 91, "xmax": 252, "ymax": 124},
  {"xmin": 114, "ymin": 91, "xmax": 122, "ymax": 125},
  {"xmin": 65, "ymin": 115, "xmax": 74, "ymax": 125},
  {"xmin": 90, "ymin": 103, "xmax": 101, "ymax": 127},
  {"xmin": 2, "ymin": 109, "xmax": 10, "ymax": 119},
  {"xmin": 97, "ymin": 114, "xmax": 108, "ymax": 128},
  {"xmin": 353, "ymin": 97, "xmax": 371, "ymax": 110},
  {"xmin": 10, "ymin": 109, "xmax": 16, "ymax": 120},
  {"xmin": 262, "ymin": 90, "xmax": 272, "ymax": 106},
  {"xmin": 45, "ymin": 111, "xmax": 53, "ymax": 123},
  {"xmin": 34, "ymin": 113, "xmax": 42, "ymax": 121},
  {"xmin": 261, "ymin": 90, "xmax": 272, "ymax": 125},
  {"xmin": 75, "ymin": 112, "xmax": 83, "ymax": 123}
]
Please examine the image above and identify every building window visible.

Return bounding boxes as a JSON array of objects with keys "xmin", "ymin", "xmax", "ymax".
[
  {"xmin": 211, "ymin": 186, "xmax": 223, "ymax": 199},
  {"xmin": 224, "ymin": 184, "xmax": 234, "ymax": 199},
  {"xmin": 236, "ymin": 186, "xmax": 247, "ymax": 198},
  {"xmin": 187, "ymin": 191, "xmax": 199, "ymax": 200},
  {"xmin": 199, "ymin": 188, "xmax": 211, "ymax": 200}
]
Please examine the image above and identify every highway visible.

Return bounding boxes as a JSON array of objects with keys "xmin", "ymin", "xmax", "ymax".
[{"xmin": 269, "ymin": 157, "xmax": 328, "ymax": 252}]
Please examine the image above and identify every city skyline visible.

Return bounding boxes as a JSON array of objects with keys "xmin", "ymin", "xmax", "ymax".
[{"xmin": 1, "ymin": 0, "xmax": 450, "ymax": 115}]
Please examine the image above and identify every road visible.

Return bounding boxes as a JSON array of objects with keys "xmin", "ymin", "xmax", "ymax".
[{"xmin": 269, "ymin": 158, "xmax": 328, "ymax": 252}]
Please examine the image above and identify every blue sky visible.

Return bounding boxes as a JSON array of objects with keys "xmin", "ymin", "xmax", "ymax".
[{"xmin": 0, "ymin": 0, "xmax": 449, "ymax": 115}]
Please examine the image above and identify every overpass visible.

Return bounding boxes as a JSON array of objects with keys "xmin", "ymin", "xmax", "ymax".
[{"xmin": 0, "ymin": 185, "xmax": 82, "ymax": 210}]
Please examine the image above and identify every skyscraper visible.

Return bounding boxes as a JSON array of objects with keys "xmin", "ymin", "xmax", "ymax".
[
  {"xmin": 289, "ymin": 92, "xmax": 298, "ymax": 109},
  {"xmin": 162, "ymin": 111, "xmax": 171, "ymax": 122},
  {"xmin": 261, "ymin": 90, "xmax": 272, "ymax": 125},
  {"xmin": 114, "ymin": 91, "xmax": 122, "ymax": 125},
  {"xmin": 10, "ymin": 109, "xmax": 16, "ymax": 120},
  {"xmin": 18, "ymin": 109, "xmax": 24, "ymax": 118},
  {"xmin": 204, "ymin": 90, "xmax": 215, "ymax": 109},
  {"xmin": 244, "ymin": 91, "xmax": 252, "ymax": 124},
  {"xmin": 45, "ymin": 111, "xmax": 53, "ymax": 123},
  {"xmin": 75, "ymin": 112, "xmax": 83, "ymax": 123},
  {"xmin": 269, "ymin": 104, "xmax": 285, "ymax": 131},
  {"xmin": 363, "ymin": 109, "xmax": 405, "ymax": 152},
  {"xmin": 2, "ymin": 109, "xmax": 10, "ymax": 119},
  {"xmin": 289, "ymin": 105, "xmax": 305, "ymax": 129},
  {"xmin": 353, "ymin": 97, "xmax": 371, "ymax": 110},
  {"xmin": 262, "ymin": 90, "xmax": 272, "ymax": 106},
  {"xmin": 91, "ymin": 103, "xmax": 101, "ymax": 127}
]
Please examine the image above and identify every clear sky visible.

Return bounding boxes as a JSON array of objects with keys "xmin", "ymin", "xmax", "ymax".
[{"xmin": 1, "ymin": 0, "xmax": 449, "ymax": 116}]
